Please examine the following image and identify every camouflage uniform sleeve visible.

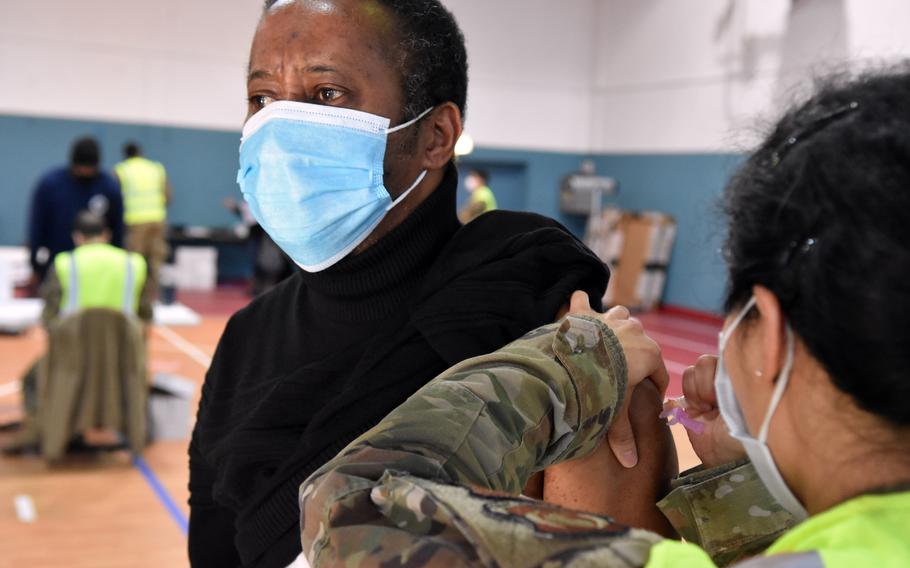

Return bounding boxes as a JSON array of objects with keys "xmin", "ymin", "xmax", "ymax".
[
  {"xmin": 300, "ymin": 315, "xmax": 664, "ymax": 567},
  {"xmin": 657, "ymin": 461, "xmax": 797, "ymax": 566}
]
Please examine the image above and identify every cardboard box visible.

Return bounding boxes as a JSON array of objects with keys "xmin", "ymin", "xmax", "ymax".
[
  {"xmin": 587, "ymin": 210, "xmax": 677, "ymax": 311},
  {"xmin": 0, "ymin": 256, "xmax": 11, "ymax": 303},
  {"xmin": 173, "ymin": 246, "xmax": 218, "ymax": 291},
  {"xmin": 0, "ymin": 247, "xmax": 32, "ymax": 287},
  {"xmin": 148, "ymin": 374, "xmax": 195, "ymax": 441}
]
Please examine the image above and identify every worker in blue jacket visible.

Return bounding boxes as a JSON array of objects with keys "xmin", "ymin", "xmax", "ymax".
[{"xmin": 27, "ymin": 137, "xmax": 124, "ymax": 284}]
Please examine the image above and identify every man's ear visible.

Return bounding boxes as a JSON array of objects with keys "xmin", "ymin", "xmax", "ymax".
[
  {"xmin": 753, "ymin": 285, "xmax": 786, "ymax": 384},
  {"xmin": 72, "ymin": 233, "xmax": 84, "ymax": 246},
  {"xmin": 421, "ymin": 102, "xmax": 462, "ymax": 170}
]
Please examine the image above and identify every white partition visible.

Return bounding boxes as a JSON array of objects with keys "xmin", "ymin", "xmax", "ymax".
[
  {"xmin": 0, "ymin": 247, "xmax": 32, "ymax": 287},
  {"xmin": 173, "ymin": 246, "xmax": 218, "ymax": 291}
]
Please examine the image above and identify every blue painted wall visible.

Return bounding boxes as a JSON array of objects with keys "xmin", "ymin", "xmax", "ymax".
[
  {"xmin": 595, "ymin": 154, "xmax": 743, "ymax": 314},
  {"xmin": 0, "ymin": 113, "xmax": 740, "ymax": 312},
  {"xmin": 461, "ymin": 150, "xmax": 743, "ymax": 314},
  {"xmin": 0, "ymin": 114, "xmax": 242, "ymax": 249},
  {"xmin": 454, "ymin": 160, "xmax": 528, "ymax": 214},
  {"xmin": 460, "ymin": 147, "xmax": 591, "ymax": 237}
]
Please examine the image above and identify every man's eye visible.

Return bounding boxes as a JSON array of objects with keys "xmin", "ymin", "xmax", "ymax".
[
  {"xmin": 316, "ymin": 88, "xmax": 343, "ymax": 103},
  {"xmin": 249, "ymin": 95, "xmax": 275, "ymax": 109}
]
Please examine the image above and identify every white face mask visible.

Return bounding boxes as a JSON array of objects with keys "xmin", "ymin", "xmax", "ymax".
[
  {"xmin": 714, "ymin": 296, "xmax": 809, "ymax": 520},
  {"xmin": 463, "ymin": 175, "xmax": 480, "ymax": 192}
]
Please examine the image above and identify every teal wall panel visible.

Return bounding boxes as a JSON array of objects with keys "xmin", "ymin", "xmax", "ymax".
[
  {"xmin": 460, "ymin": 147, "xmax": 590, "ymax": 237},
  {"xmin": 0, "ymin": 114, "xmax": 241, "ymax": 248},
  {"xmin": 596, "ymin": 154, "xmax": 744, "ymax": 314},
  {"xmin": 0, "ymin": 113, "xmax": 742, "ymax": 313}
]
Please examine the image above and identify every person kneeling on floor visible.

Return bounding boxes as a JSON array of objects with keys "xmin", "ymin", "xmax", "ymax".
[{"xmin": 7, "ymin": 211, "xmax": 152, "ymax": 459}]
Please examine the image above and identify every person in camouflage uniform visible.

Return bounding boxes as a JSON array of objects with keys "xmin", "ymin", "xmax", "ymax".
[
  {"xmin": 298, "ymin": 296, "xmax": 791, "ymax": 567},
  {"xmin": 299, "ymin": 68, "xmax": 910, "ymax": 568}
]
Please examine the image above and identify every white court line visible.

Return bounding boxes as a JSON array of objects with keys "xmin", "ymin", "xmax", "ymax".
[
  {"xmin": 648, "ymin": 330, "xmax": 717, "ymax": 356},
  {"xmin": 154, "ymin": 325, "xmax": 212, "ymax": 369},
  {"xmin": 0, "ymin": 380, "xmax": 22, "ymax": 398}
]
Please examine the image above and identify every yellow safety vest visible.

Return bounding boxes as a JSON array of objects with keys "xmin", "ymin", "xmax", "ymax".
[
  {"xmin": 55, "ymin": 243, "xmax": 147, "ymax": 316},
  {"xmin": 472, "ymin": 185, "xmax": 498, "ymax": 212},
  {"xmin": 115, "ymin": 156, "xmax": 168, "ymax": 225},
  {"xmin": 647, "ymin": 490, "xmax": 910, "ymax": 568}
]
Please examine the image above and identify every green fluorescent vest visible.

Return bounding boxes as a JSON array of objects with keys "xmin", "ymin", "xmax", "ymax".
[
  {"xmin": 55, "ymin": 243, "xmax": 147, "ymax": 315},
  {"xmin": 647, "ymin": 489, "xmax": 910, "ymax": 567},
  {"xmin": 473, "ymin": 185, "xmax": 498, "ymax": 212},
  {"xmin": 115, "ymin": 156, "xmax": 168, "ymax": 225}
]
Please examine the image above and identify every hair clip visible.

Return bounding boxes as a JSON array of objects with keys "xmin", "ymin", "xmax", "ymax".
[
  {"xmin": 779, "ymin": 236, "xmax": 818, "ymax": 269},
  {"xmin": 771, "ymin": 101, "xmax": 860, "ymax": 167},
  {"xmin": 800, "ymin": 237, "xmax": 817, "ymax": 254}
]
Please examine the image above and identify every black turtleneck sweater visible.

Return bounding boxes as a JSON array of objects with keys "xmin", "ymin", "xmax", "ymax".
[{"xmin": 188, "ymin": 165, "xmax": 609, "ymax": 568}]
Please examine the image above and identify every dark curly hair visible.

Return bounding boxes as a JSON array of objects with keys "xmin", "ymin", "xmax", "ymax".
[
  {"xmin": 262, "ymin": 0, "xmax": 468, "ymax": 122},
  {"xmin": 70, "ymin": 136, "xmax": 100, "ymax": 168},
  {"xmin": 723, "ymin": 65, "xmax": 910, "ymax": 426}
]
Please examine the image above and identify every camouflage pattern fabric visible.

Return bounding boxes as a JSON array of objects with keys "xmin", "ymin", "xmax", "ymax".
[
  {"xmin": 658, "ymin": 461, "xmax": 796, "ymax": 566},
  {"xmin": 299, "ymin": 315, "xmax": 792, "ymax": 567}
]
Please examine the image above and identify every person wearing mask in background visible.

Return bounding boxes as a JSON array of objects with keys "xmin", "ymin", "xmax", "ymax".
[
  {"xmin": 27, "ymin": 137, "xmax": 124, "ymax": 286},
  {"xmin": 188, "ymin": 2, "xmax": 624, "ymax": 567},
  {"xmin": 297, "ymin": 68, "xmax": 910, "ymax": 567},
  {"xmin": 115, "ymin": 141, "xmax": 171, "ymax": 304},
  {"xmin": 5, "ymin": 211, "xmax": 150, "ymax": 455},
  {"xmin": 458, "ymin": 167, "xmax": 498, "ymax": 223}
]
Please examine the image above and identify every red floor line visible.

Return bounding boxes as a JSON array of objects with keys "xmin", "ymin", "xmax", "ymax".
[
  {"xmin": 640, "ymin": 315, "xmax": 722, "ymax": 337},
  {"xmin": 659, "ymin": 304, "xmax": 724, "ymax": 325},
  {"xmin": 641, "ymin": 324, "xmax": 717, "ymax": 344},
  {"xmin": 648, "ymin": 330, "xmax": 717, "ymax": 356},
  {"xmin": 663, "ymin": 359, "xmax": 691, "ymax": 375}
]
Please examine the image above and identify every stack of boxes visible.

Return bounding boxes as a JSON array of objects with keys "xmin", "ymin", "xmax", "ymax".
[
  {"xmin": 586, "ymin": 209, "xmax": 677, "ymax": 311},
  {"xmin": 173, "ymin": 246, "xmax": 218, "ymax": 291},
  {"xmin": 0, "ymin": 247, "xmax": 33, "ymax": 291}
]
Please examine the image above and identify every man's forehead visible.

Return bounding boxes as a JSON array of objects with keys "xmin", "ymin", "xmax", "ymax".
[
  {"xmin": 256, "ymin": 0, "xmax": 399, "ymax": 55},
  {"xmin": 266, "ymin": 0, "xmax": 396, "ymax": 29},
  {"xmin": 250, "ymin": 0, "xmax": 403, "ymax": 86},
  {"xmin": 267, "ymin": 0, "xmax": 334, "ymax": 14}
]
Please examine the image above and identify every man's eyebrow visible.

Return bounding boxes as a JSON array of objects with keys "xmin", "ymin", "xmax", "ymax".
[
  {"xmin": 247, "ymin": 65, "xmax": 340, "ymax": 82},
  {"xmin": 304, "ymin": 65, "xmax": 339, "ymax": 74},
  {"xmin": 247, "ymin": 69, "xmax": 273, "ymax": 82}
]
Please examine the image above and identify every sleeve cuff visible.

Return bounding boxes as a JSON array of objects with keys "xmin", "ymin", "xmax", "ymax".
[{"xmin": 658, "ymin": 461, "xmax": 797, "ymax": 566}]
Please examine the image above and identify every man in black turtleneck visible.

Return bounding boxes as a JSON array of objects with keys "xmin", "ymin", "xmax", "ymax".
[{"xmin": 188, "ymin": 2, "xmax": 609, "ymax": 567}]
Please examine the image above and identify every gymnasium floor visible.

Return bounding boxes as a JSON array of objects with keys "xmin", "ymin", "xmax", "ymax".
[{"xmin": 0, "ymin": 288, "xmax": 719, "ymax": 567}]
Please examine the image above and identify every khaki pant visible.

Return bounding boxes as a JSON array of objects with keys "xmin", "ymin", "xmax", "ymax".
[{"xmin": 127, "ymin": 222, "xmax": 168, "ymax": 303}]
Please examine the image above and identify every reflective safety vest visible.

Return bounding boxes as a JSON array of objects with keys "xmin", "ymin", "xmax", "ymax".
[
  {"xmin": 55, "ymin": 243, "xmax": 147, "ymax": 316},
  {"xmin": 115, "ymin": 156, "xmax": 168, "ymax": 225},
  {"xmin": 472, "ymin": 185, "xmax": 498, "ymax": 212},
  {"xmin": 647, "ymin": 490, "xmax": 910, "ymax": 568}
]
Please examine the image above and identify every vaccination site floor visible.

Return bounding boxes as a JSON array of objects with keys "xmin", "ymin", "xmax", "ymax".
[{"xmin": 0, "ymin": 288, "xmax": 719, "ymax": 567}]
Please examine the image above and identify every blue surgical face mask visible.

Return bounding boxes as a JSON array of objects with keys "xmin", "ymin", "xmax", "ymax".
[
  {"xmin": 237, "ymin": 101, "xmax": 433, "ymax": 272},
  {"xmin": 715, "ymin": 296, "xmax": 809, "ymax": 520}
]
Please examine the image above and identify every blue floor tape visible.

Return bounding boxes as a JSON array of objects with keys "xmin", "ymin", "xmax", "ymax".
[{"xmin": 133, "ymin": 455, "xmax": 189, "ymax": 536}]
